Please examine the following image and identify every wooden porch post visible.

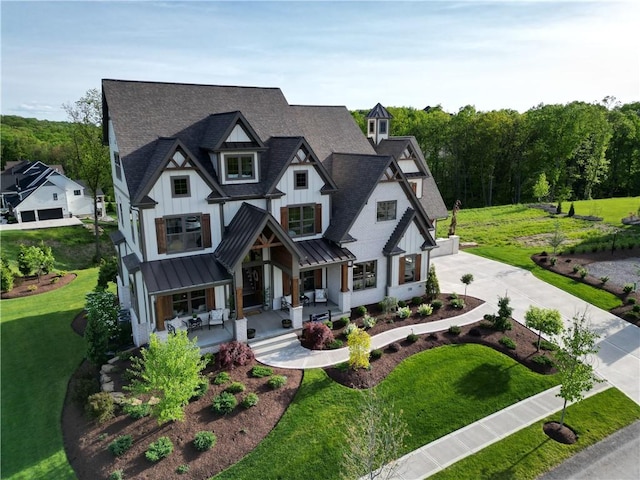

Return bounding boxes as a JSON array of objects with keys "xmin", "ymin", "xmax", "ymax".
[{"xmin": 341, "ymin": 263, "xmax": 349, "ymax": 292}]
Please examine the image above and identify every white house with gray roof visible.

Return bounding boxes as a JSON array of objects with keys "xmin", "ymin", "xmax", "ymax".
[{"xmin": 102, "ymin": 80, "xmax": 447, "ymax": 348}]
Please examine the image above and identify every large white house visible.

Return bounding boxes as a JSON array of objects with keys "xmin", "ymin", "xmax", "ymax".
[{"xmin": 102, "ymin": 79, "xmax": 448, "ymax": 347}]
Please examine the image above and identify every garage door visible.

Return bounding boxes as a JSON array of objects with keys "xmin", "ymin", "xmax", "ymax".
[
  {"xmin": 37, "ymin": 208, "xmax": 64, "ymax": 220},
  {"xmin": 21, "ymin": 210, "xmax": 36, "ymax": 222}
]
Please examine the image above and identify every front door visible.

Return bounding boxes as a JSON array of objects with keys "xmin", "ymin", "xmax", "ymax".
[{"xmin": 242, "ymin": 249, "xmax": 264, "ymax": 309}]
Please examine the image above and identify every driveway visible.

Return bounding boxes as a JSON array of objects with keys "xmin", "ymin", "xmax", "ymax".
[{"xmin": 432, "ymin": 252, "xmax": 640, "ymax": 404}]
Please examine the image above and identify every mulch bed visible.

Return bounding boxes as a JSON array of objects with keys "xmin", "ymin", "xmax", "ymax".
[
  {"xmin": 543, "ymin": 421, "xmax": 578, "ymax": 444},
  {"xmin": 0, "ymin": 272, "xmax": 76, "ymax": 299}
]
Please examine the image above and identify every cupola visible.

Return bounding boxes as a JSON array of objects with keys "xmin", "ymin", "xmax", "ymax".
[{"xmin": 366, "ymin": 103, "xmax": 393, "ymax": 145}]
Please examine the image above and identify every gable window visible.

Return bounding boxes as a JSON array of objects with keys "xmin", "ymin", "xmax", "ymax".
[
  {"xmin": 225, "ymin": 154, "xmax": 255, "ymax": 180},
  {"xmin": 288, "ymin": 204, "xmax": 315, "ymax": 237},
  {"xmin": 294, "ymin": 171, "xmax": 308, "ymax": 190},
  {"xmin": 165, "ymin": 214, "xmax": 202, "ymax": 253},
  {"xmin": 171, "ymin": 176, "xmax": 190, "ymax": 198},
  {"xmin": 114, "ymin": 152, "xmax": 122, "ymax": 180},
  {"xmin": 172, "ymin": 289, "xmax": 206, "ymax": 317},
  {"xmin": 368, "ymin": 120, "xmax": 375, "ymax": 134},
  {"xmin": 379, "ymin": 119, "xmax": 388, "ymax": 135},
  {"xmin": 73, "ymin": 189, "xmax": 81, "ymax": 196},
  {"xmin": 353, "ymin": 260, "xmax": 377, "ymax": 291},
  {"xmin": 376, "ymin": 200, "xmax": 397, "ymax": 221},
  {"xmin": 53, "ymin": 193, "xmax": 58, "ymax": 201}
]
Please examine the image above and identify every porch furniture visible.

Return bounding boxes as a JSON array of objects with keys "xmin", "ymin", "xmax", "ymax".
[
  {"xmin": 166, "ymin": 322, "xmax": 176, "ymax": 335},
  {"xmin": 208, "ymin": 309, "xmax": 225, "ymax": 329},
  {"xmin": 300, "ymin": 294, "xmax": 310, "ymax": 306},
  {"xmin": 314, "ymin": 288, "xmax": 328, "ymax": 306},
  {"xmin": 309, "ymin": 310, "xmax": 331, "ymax": 323},
  {"xmin": 182, "ymin": 317, "xmax": 202, "ymax": 333},
  {"xmin": 281, "ymin": 295, "xmax": 292, "ymax": 311}
]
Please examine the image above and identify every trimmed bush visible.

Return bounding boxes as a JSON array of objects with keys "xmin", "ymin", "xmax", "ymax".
[
  {"xmin": 176, "ymin": 464, "xmax": 189, "ymax": 474},
  {"xmin": 572, "ymin": 264, "xmax": 582, "ymax": 273},
  {"xmin": 431, "ymin": 299, "xmax": 443, "ymax": 310},
  {"xmin": 213, "ymin": 371, "xmax": 231, "ymax": 385},
  {"xmin": 537, "ymin": 339, "xmax": 558, "ymax": 351},
  {"xmin": 212, "ymin": 392, "xmax": 237, "ymax": 414},
  {"xmin": 499, "ymin": 336, "xmax": 516, "ymax": 349},
  {"xmin": 108, "ymin": 435, "xmax": 133, "ymax": 457},
  {"xmin": 532, "ymin": 355, "xmax": 554, "ymax": 368},
  {"xmin": 550, "ymin": 257, "xmax": 557, "ymax": 266},
  {"xmin": 334, "ymin": 316, "xmax": 350, "ymax": 329},
  {"xmin": 623, "ymin": 283, "xmax": 635, "ymax": 294},
  {"xmin": 406, "ymin": 333, "xmax": 419, "ymax": 343},
  {"xmin": 628, "ymin": 297, "xmax": 637, "ymax": 305},
  {"xmin": 327, "ymin": 338, "xmax": 344, "ymax": 349},
  {"xmin": 323, "ymin": 320, "xmax": 333, "ymax": 330},
  {"xmin": 108, "ymin": 470, "xmax": 125, "ymax": 480},
  {"xmin": 411, "ymin": 296, "xmax": 423, "ymax": 305},
  {"xmin": 201, "ymin": 352, "xmax": 215, "ymax": 367},
  {"xmin": 217, "ymin": 341, "xmax": 255, "ymax": 368},
  {"xmin": 356, "ymin": 305, "xmax": 367, "ymax": 316},
  {"xmin": 193, "ymin": 431, "xmax": 217, "ymax": 451},
  {"xmin": 450, "ymin": 298, "xmax": 465, "ymax": 309},
  {"xmin": 370, "ymin": 349, "xmax": 383, "ymax": 360},
  {"xmin": 302, "ymin": 321, "xmax": 334, "ymax": 349},
  {"xmin": 122, "ymin": 402, "xmax": 151, "ymax": 419},
  {"xmin": 86, "ymin": 392, "xmax": 115, "ymax": 424},
  {"xmin": 268, "ymin": 375, "xmax": 287, "ymax": 389},
  {"xmin": 600, "ymin": 276, "xmax": 609, "ymax": 285},
  {"xmin": 448, "ymin": 325, "xmax": 461, "ymax": 335},
  {"xmin": 579, "ymin": 267, "xmax": 588, "ymax": 279},
  {"xmin": 250, "ymin": 365, "xmax": 273, "ymax": 378},
  {"xmin": 241, "ymin": 392, "xmax": 259, "ymax": 408},
  {"xmin": 387, "ymin": 342, "xmax": 401, "ymax": 352},
  {"xmin": 145, "ymin": 436, "xmax": 173, "ymax": 462},
  {"xmin": 225, "ymin": 381, "xmax": 246, "ymax": 394},
  {"xmin": 191, "ymin": 377, "xmax": 209, "ymax": 400},
  {"xmin": 633, "ymin": 305, "xmax": 640, "ymax": 313},
  {"xmin": 417, "ymin": 303, "xmax": 433, "ymax": 316},
  {"xmin": 397, "ymin": 306, "xmax": 411, "ymax": 319},
  {"xmin": 469, "ymin": 327, "xmax": 482, "ymax": 337},
  {"xmin": 71, "ymin": 377, "xmax": 100, "ymax": 407}
]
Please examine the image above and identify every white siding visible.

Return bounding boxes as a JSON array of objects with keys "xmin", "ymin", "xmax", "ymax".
[
  {"xmin": 222, "ymin": 198, "xmax": 267, "ymax": 227},
  {"xmin": 398, "ymin": 159, "xmax": 420, "ymax": 173}
]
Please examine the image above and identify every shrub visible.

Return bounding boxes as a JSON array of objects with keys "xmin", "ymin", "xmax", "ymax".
[
  {"xmin": 225, "ymin": 381, "xmax": 246, "ymax": 394},
  {"xmin": 302, "ymin": 321, "xmax": 334, "ymax": 349},
  {"xmin": 217, "ymin": 341, "xmax": 255, "ymax": 368},
  {"xmin": 572, "ymin": 264, "xmax": 582, "ymax": 274},
  {"xmin": 628, "ymin": 297, "xmax": 636, "ymax": 305},
  {"xmin": 191, "ymin": 377, "xmax": 209, "ymax": 400},
  {"xmin": 201, "ymin": 352, "xmax": 215, "ymax": 367},
  {"xmin": 71, "ymin": 377, "xmax": 100, "ymax": 406},
  {"xmin": 417, "ymin": 303, "xmax": 433, "ymax": 316},
  {"xmin": 324, "ymin": 320, "xmax": 333, "ymax": 330},
  {"xmin": 370, "ymin": 349, "xmax": 383, "ymax": 360},
  {"xmin": 550, "ymin": 257, "xmax": 557, "ymax": 266},
  {"xmin": 406, "ymin": 333, "xmax": 419, "ymax": 343},
  {"xmin": 362, "ymin": 314, "xmax": 377, "ymax": 329},
  {"xmin": 213, "ymin": 371, "xmax": 231, "ymax": 385},
  {"xmin": 397, "ymin": 306, "xmax": 411, "ymax": 319},
  {"xmin": 122, "ymin": 401, "xmax": 151, "ymax": 419},
  {"xmin": 212, "ymin": 392, "xmax": 237, "ymax": 414},
  {"xmin": 27, "ymin": 285, "xmax": 38, "ymax": 292},
  {"xmin": 532, "ymin": 355, "xmax": 554, "ymax": 368},
  {"xmin": 623, "ymin": 283, "xmax": 635, "ymax": 294},
  {"xmin": 568, "ymin": 202, "xmax": 575, "ymax": 217},
  {"xmin": 241, "ymin": 392, "xmax": 259, "ymax": 408},
  {"xmin": 86, "ymin": 392, "xmax": 115, "ymax": 424},
  {"xmin": 0, "ymin": 256, "xmax": 14, "ymax": 292},
  {"xmin": 538, "ymin": 339, "xmax": 558, "ymax": 351},
  {"xmin": 327, "ymin": 339, "xmax": 344, "ymax": 349},
  {"xmin": 194, "ymin": 430, "xmax": 217, "ymax": 451},
  {"xmin": 334, "ymin": 316, "xmax": 350, "ymax": 329},
  {"xmin": 450, "ymin": 298, "xmax": 465, "ymax": 309},
  {"xmin": 412, "ymin": 296, "xmax": 423, "ymax": 305},
  {"xmin": 431, "ymin": 299, "xmax": 443, "ymax": 310},
  {"xmin": 499, "ymin": 336, "xmax": 516, "ymax": 349},
  {"xmin": 348, "ymin": 327, "xmax": 371, "ymax": 370},
  {"xmin": 356, "ymin": 305, "xmax": 367, "ymax": 317},
  {"xmin": 145, "ymin": 436, "xmax": 173, "ymax": 462},
  {"xmin": 343, "ymin": 323, "xmax": 358, "ymax": 338},
  {"xmin": 176, "ymin": 464, "xmax": 189, "ymax": 474},
  {"xmin": 387, "ymin": 342, "xmax": 401, "ymax": 352},
  {"xmin": 600, "ymin": 275, "xmax": 609, "ymax": 285},
  {"xmin": 579, "ymin": 267, "xmax": 588, "ymax": 279},
  {"xmin": 268, "ymin": 375, "xmax": 287, "ymax": 389},
  {"xmin": 379, "ymin": 296, "xmax": 398, "ymax": 315},
  {"xmin": 108, "ymin": 435, "xmax": 133, "ymax": 457},
  {"xmin": 633, "ymin": 305, "xmax": 640, "ymax": 313},
  {"xmin": 448, "ymin": 325, "xmax": 461, "ymax": 335},
  {"xmin": 250, "ymin": 365, "xmax": 273, "ymax": 378},
  {"xmin": 398, "ymin": 300, "xmax": 407, "ymax": 308},
  {"xmin": 469, "ymin": 327, "xmax": 482, "ymax": 337},
  {"xmin": 425, "ymin": 264, "xmax": 440, "ymax": 299},
  {"xmin": 108, "ymin": 470, "xmax": 125, "ymax": 480}
]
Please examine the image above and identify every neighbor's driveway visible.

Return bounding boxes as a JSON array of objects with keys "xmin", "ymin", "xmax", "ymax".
[{"xmin": 432, "ymin": 252, "xmax": 640, "ymax": 404}]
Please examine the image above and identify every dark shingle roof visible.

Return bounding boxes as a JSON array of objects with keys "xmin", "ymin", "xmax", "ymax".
[
  {"xmin": 366, "ymin": 103, "xmax": 393, "ymax": 119},
  {"xmin": 140, "ymin": 254, "xmax": 231, "ymax": 295}
]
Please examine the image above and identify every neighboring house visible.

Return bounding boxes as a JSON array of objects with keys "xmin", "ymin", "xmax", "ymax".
[
  {"xmin": 102, "ymin": 79, "xmax": 448, "ymax": 347},
  {"xmin": 0, "ymin": 160, "xmax": 105, "ymax": 222}
]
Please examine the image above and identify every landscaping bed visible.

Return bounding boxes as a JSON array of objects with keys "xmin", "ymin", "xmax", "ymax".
[{"xmin": 0, "ymin": 272, "xmax": 76, "ymax": 299}]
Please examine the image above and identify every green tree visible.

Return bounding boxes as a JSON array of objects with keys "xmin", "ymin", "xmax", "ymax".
[
  {"xmin": 96, "ymin": 256, "xmax": 118, "ymax": 292},
  {"xmin": 63, "ymin": 89, "xmax": 111, "ymax": 262},
  {"xmin": 425, "ymin": 264, "xmax": 440, "ymax": 300},
  {"xmin": 341, "ymin": 391, "xmax": 409, "ymax": 480},
  {"xmin": 555, "ymin": 311, "xmax": 601, "ymax": 426},
  {"xmin": 125, "ymin": 331, "xmax": 206, "ymax": 424},
  {"xmin": 16, "ymin": 242, "xmax": 54, "ymax": 279},
  {"xmin": 532, "ymin": 172, "xmax": 550, "ymax": 201},
  {"xmin": 0, "ymin": 256, "xmax": 14, "ymax": 292},
  {"xmin": 487, "ymin": 294, "xmax": 513, "ymax": 332},
  {"xmin": 548, "ymin": 221, "xmax": 566, "ymax": 255},
  {"xmin": 85, "ymin": 291, "xmax": 119, "ymax": 365},
  {"xmin": 460, "ymin": 273, "xmax": 474, "ymax": 299},
  {"xmin": 348, "ymin": 328, "xmax": 371, "ymax": 370},
  {"xmin": 524, "ymin": 306, "xmax": 563, "ymax": 351}
]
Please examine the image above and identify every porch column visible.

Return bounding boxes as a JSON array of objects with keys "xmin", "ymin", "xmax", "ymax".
[
  {"xmin": 341, "ymin": 264, "xmax": 349, "ymax": 292},
  {"xmin": 291, "ymin": 262, "xmax": 303, "ymax": 328}
]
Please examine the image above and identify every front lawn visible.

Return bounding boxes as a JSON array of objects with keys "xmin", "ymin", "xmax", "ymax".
[
  {"xmin": 0, "ymin": 268, "xmax": 97, "ymax": 480},
  {"xmin": 215, "ymin": 344, "xmax": 558, "ymax": 479}
]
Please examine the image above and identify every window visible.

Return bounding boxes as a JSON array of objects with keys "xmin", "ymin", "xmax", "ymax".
[
  {"xmin": 166, "ymin": 214, "xmax": 202, "ymax": 253},
  {"xmin": 403, "ymin": 254, "xmax": 417, "ymax": 283},
  {"xmin": 379, "ymin": 119, "xmax": 388, "ymax": 134},
  {"xmin": 171, "ymin": 176, "xmax": 190, "ymax": 197},
  {"xmin": 353, "ymin": 261, "xmax": 377, "ymax": 291},
  {"xmin": 172, "ymin": 289, "xmax": 206, "ymax": 316},
  {"xmin": 288, "ymin": 205, "xmax": 315, "ymax": 236},
  {"xmin": 301, "ymin": 270, "xmax": 316, "ymax": 292},
  {"xmin": 294, "ymin": 171, "xmax": 308, "ymax": 190},
  {"xmin": 225, "ymin": 154, "xmax": 255, "ymax": 180},
  {"xmin": 368, "ymin": 120, "xmax": 375, "ymax": 134},
  {"xmin": 73, "ymin": 189, "xmax": 81, "ymax": 196},
  {"xmin": 114, "ymin": 152, "xmax": 122, "ymax": 180},
  {"xmin": 376, "ymin": 200, "xmax": 397, "ymax": 221},
  {"xmin": 53, "ymin": 193, "xmax": 58, "ymax": 201}
]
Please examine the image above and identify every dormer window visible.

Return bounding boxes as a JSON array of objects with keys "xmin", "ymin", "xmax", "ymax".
[
  {"xmin": 379, "ymin": 119, "xmax": 388, "ymax": 135},
  {"xmin": 223, "ymin": 153, "xmax": 257, "ymax": 182},
  {"xmin": 368, "ymin": 120, "xmax": 375, "ymax": 134}
]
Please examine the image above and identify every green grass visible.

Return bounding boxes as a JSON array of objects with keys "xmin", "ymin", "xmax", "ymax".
[
  {"xmin": 1, "ymin": 268, "xmax": 97, "ymax": 480},
  {"xmin": 431, "ymin": 387, "xmax": 640, "ymax": 480},
  {"xmin": 569, "ymin": 197, "xmax": 640, "ymax": 225},
  {"xmin": 214, "ymin": 344, "xmax": 558, "ymax": 479}
]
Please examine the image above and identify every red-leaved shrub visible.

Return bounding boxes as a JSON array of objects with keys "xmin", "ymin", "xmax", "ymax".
[
  {"xmin": 302, "ymin": 322, "xmax": 334, "ymax": 350},
  {"xmin": 217, "ymin": 341, "xmax": 255, "ymax": 368}
]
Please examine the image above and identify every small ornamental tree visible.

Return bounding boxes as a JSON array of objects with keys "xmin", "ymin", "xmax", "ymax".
[
  {"xmin": 348, "ymin": 328, "xmax": 371, "ymax": 370},
  {"xmin": 0, "ymin": 256, "xmax": 14, "ymax": 292},
  {"xmin": 524, "ymin": 306, "xmax": 564, "ymax": 351},
  {"xmin": 96, "ymin": 256, "xmax": 118, "ymax": 292},
  {"xmin": 532, "ymin": 172, "xmax": 550, "ymax": 202},
  {"xmin": 548, "ymin": 221, "xmax": 566, "ymax": 255},
  {"xmin": 16, "ymin": 242, "xmax": 55, "ymax": 279},
  {"xmin": 460, "ymin": 273, "xmax": 474, "ymax": 299},
  {"xmin": 125, "ymin": 331, "xmax": 206, "ymax": 424},
  {"xmin": 84, "ymin": 291, "xmax": 119, "ymax": 365},
  {"xmin": 555, "ymin": 311, "xmax": 601, "ymax": 426},
  {"xmin": 302, "ymin": 322, "xmax": 334, "ymax": 350},
  {"xmin": 425, "ymin": 264, "xmax": 440, "ymax": 300},
  {"xmin": 486, "ymin": 293, "xmax": 513, "ymax": 332}
]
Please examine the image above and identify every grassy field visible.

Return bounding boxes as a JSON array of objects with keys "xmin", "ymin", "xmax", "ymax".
[
  {"xmin": 215, "ymin": 345, "xmax": 558, "ymax": 479},
  {"xmin": 431, "ymin": 387, "xmax": 640, "ymax": 480},
  {"xmin": 0, "ymin": 268, "xmax": 97, "ymax": 480}
]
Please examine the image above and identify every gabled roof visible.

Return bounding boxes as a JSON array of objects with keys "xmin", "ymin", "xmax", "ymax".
[
  {"xmin": 366, "ymin": 103, "xmax": 393, "ymax": 119},
  {"xmin": 214, "ymin": 203, "xmax": 302, "ymax": 272},
  {"xmin": 0, "ymin": 160, "xmax": 78, "ymax": 208},
  {"xmin": 383, "ymin": 207, "xmax": 436, "ymax": 256},
  {"xmin": 200, "ymin": 111, "xmax": 265, "ymax": 151}
]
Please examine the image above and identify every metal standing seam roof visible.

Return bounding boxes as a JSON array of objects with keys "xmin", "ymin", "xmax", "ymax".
[
  {"xmin": 140, "ymin": 254, "xmax": 232, "ymax": 295},
  {"xmin": 366, "ymin": 103, "xmax": 393, "ymax": 119},
  {"xmin": 297, "ymin": 238, "xmax": 356, "ymax": 268}
]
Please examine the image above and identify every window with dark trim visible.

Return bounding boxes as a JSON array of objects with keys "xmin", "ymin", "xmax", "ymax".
[
  {"xmin": 301, "ymin": 270, "xmax": 316, "ymax": 292},
  {"xmin": 287, "ymin": 204, "xmax": 315, "ymax": 237},
  {"xmin": 171, "ymin": 176, "xmax": 190, "ymax": 197},
  {"xmin": 368, "ymin": 120, "xmax": 375, "ymax": 134},
  {"xmin": 73, "ymin": 189, "xmax": 81, "ymax": 196},
  {"xmin": 225, "ymin": 154, "xmax": 255, "ymax": 180},
  {"xmin": 114, "ymin": 152, "xmax": 122, "ymax": 180},
  {"xmin": 379, "ymin": 119, "xmax": 388, "ymax": 134},
  {"xmin": 165, "ymin": 214, "xmax": 202, "ymax": 253},
  {"xmin": 294, "ymin": 171, "xmax": 308, "ymax": 189},
  {"xmin": 376, "ymin": 200, "xmax": 397, "ymax": 221},
  {"xmin": 171, "ymin": 289, "xmax": 206, "ymax": 316},
  {"xmin": 353, "ymin": 260, "xmax": 377, "ymax": 291},
  {"xmin": 53, "ymin": 193, "xmax": 58, "ymax": 201},
  {"xmin": 403, "ymin": 254, "xmax": 417, "ymax": 283}
]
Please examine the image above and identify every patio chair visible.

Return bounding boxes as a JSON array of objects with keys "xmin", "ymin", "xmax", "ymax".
[
  {"xmin": 314, "ymin": 288, "xmax": 328, "ymax": 306},
  {"xmin": 166, "ymin": 322, "xmax": 176, "ymax": 335},
  {"xmin": 281, "ymin": 295, "xmax": 292, "ymax": 311},
  {"xmin": 208, "ymin": 309, "xmax": 225, "ymax": 329}
]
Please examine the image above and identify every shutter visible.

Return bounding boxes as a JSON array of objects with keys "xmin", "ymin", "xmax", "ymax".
[
  {"xmin": 398, "ymin": 256, "xmax": 406, "ymax": 285},
  {"xmin": 206, "ymin": 287, "xmax": 215, "ymax": 310},
  {"xmin": 283, "ymin": 271, "xmax": 291, "ymax": 295},
  {"xmin": 202, "ymin": 213, "xmax": 212, "ymax": 248},
  {"xmin": 314, "ymin": 269, "xmax": 322, "ymax": 288},
  {"xmin": 280, "ymin": 206, "xmax": 288, "ymax": 231},
  {"xmin": 155, "ymin": 295, "xmax": 172, "ymax": 331},
  {"xmin": 155, "ymin": 218, "xmax": 166, "ymax": 254},
  {"xmin": 415, "ymin": 254, "xmax": 422, "ymax": 281},
  {"xmin": 315, "ymin": 204, "xmax": 322, "ymax": 233}
]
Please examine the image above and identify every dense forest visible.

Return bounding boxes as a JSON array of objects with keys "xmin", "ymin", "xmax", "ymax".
[
  {"xmin": 352, "ymin": 99, "xmax": 640, "ymax": 209},
  {"xmin": 3, "ymin": 97, "xmax": 639, "ymax": 211}
]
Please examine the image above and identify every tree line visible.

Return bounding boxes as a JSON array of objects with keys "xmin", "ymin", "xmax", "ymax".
[{"xmin": 352, "ymin": 98, "xmax": 640, "ymax": 209}]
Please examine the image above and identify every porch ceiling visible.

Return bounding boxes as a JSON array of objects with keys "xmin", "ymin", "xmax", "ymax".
[
  {"xmin": 140, "ymin": 254, "xmax": 231, "ymax": 294},
  {"xmin": 297, "ymin": 238, "xmax": 355, "ymax": 268}
]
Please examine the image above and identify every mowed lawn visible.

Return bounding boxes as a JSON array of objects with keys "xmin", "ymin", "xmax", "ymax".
[
  {"xmin": 214, "ymin": 345, "xmax": 558, "ymax": 480},
  {"xmin": 1, "ymin": 268, "xmax": 97, "ymax": 480}
]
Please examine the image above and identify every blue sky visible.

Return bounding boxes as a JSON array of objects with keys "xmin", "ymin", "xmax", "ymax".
[{"xmin": 1, "ymin": 0, "xmax": 638, "ymax": 121}]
